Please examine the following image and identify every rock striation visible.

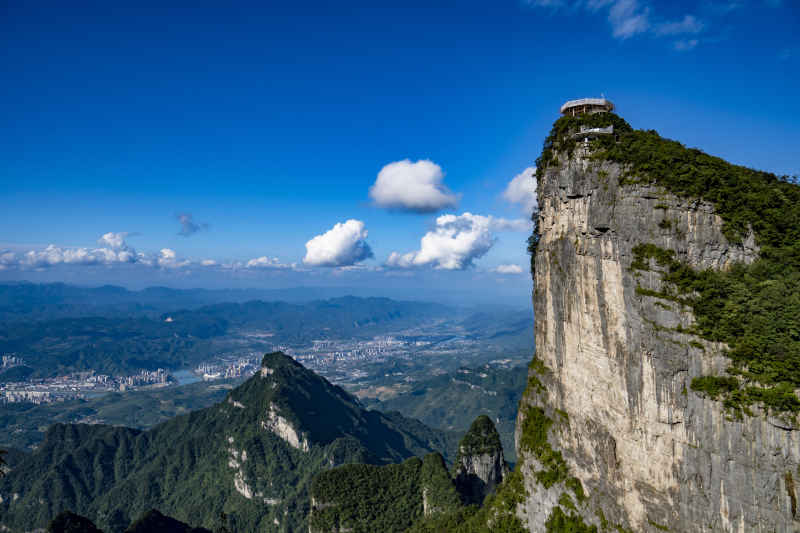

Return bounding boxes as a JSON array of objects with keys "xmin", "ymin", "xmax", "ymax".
[
  {"xmin": 514, "ymin": 118, "xmax": 800, "ymax": 532},
  {"xmin": 454, "ymin": 415, "xmax": 509, "ymax": 505}
]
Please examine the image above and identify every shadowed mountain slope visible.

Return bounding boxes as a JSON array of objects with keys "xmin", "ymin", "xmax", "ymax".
[{"xmin": 0, "ymin": 352, "xmax": 457, "ymax": 533}]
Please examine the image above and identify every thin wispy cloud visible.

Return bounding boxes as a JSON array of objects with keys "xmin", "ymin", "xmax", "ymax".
[
  {"xmin": 608, "ymin": 0, "xmax": 651, "ymax": 39},
  {"xmin": 176, "ymin": 213, "xmax": 209, "ymax": 237},
  {"xmin": 655, "ymin": 14, "xmax": 704, "ymax": 36},
  {"xmin": 524, "ymin": 0, "xmax": 706, "ymax": 48},
  {"xmin": 674, "ymin": 39, "xmax": 699, "ymax": 51},
  {"xmin": 492, "ymin": 264, "xmax": 524, "ymax": 274}
]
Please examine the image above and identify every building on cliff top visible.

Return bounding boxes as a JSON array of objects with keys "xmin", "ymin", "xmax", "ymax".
[{"xmin": 560, "ymin": 97, "xmax": 614, "ymax": 116}]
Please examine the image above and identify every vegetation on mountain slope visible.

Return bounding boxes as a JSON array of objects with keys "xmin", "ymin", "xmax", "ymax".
[
  {"xmin": 313, "ymin": 415, "xmax": 523, "ymax": 533},
  {"xmin": 535, "ymin": 112, "xmax": 800, "ymax": 416},
  {"xmin": 455, "ymin": 415, "xmax": 503, "ymax": 462},
  {"xmin": 0, "ymin": 378, "xmax": 240, "ymax": 451},
  {"xmin": 365, "ymin": 364, "xmax": 525, "ymax": 462},
  {"xmin": 0, "ymin": 353, "xmax": 456, "ymax": 532},
  {"xmin": 309, "ymin": 453, "xmax": 461, "ymax": 533}
]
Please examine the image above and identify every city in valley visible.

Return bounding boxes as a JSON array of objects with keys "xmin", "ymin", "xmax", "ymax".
[{"xmin": 0, "ymin": 316, "xmax": 531, "ymax": 405}]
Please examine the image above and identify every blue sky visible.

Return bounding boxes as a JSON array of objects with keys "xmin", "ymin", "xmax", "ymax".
[{"xmin": 1, "ymin": 0, "xmax": 797, "ymax": 305}]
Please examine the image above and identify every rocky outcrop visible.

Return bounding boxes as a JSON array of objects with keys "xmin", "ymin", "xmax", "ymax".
[
  {"xmin": 516, "ymin": 139, "xmax": 799, "ymax": 531},
  {"xmin": 261, "ymin": 403, "xmax": 311, "ymax": 452},
  {"xmin": 454, "ymin": 415, "xmax": 509, "ymax": 505}
]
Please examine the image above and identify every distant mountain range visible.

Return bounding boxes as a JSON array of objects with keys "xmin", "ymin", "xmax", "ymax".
[
  {"xmin": 0, "ymin": 282, "xmax": 529, "ymax": 321},
  {"xmin": 0, "ymin": 352, "xmax": 460, "ymax": 532},
  {"xmin": 0, "ymin": 295, "xmax": 452, "ymax": 379}
]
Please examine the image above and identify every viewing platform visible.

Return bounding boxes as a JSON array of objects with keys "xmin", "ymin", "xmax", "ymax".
[
  {"xmin": 572, "ymin": 124, "xmax": 614, "ymax": 140},
  {"xmin": 560, "ymin": 97, "xmax": 614, "ymax": 116}
]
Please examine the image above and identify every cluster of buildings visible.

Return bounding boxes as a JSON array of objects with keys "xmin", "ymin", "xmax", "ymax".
[
  {"xmin": 1, "ymin": 354, "xmax": 24, "ymax": 368},
  {"xmin": 297, "ymin": 336, "xmax": 406, "ymax": 368},
  {"xmin": 0, "ymin": 367, "xmax": 174, "ymax": 404},
  {"xmin": 195, "ymin": 353, "xmax": 262, "ymax": 381},
  {"xmin": 118, "ymin": 368, "xmax": 171, "ymax": 390}
]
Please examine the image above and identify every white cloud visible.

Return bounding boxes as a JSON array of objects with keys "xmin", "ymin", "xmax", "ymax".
[
  {"xmin": 492, "ymin": 264, "xmax": 524, "ymax": 274},
  {"xmin": 0, "ymin": 251, "xmax": 16, "ymax": 270},
  {"xmin": 525, "ymin": 0, "xmax": 705, "ymax": 46},
  {"xmin": 0, "ymin": 233, "xmax": 286, "ymax": 273},
  {"xmin": 245, "ymin": 256, "xmax": 293, "ymax": 269},
  {"xmin": 503, "ymin": 166, "xmax": 538, "ymax": 215},
  {"xmin": 608, "ymin": 0, "xmax": 650, "ymax": 39},
  {"xmin": 303, "ymin": 219, "xmax": 373, "ymax": 267},
  {"xmin": 98, "ymin": 232, "xmax": 129, "ymax": 249},
  {"xmin": 156, "ymin": 248, "xmax": 190, "ymax": 269},
  {"xmin": 386, "ymin": 213, "xmax": 495, "ymax": 270},
  {"xmin": 13, "ymin": 236, "xmax": 142, "ymax": 268},
  {"xmin": 369, "ymin": 159, "xmax": 458, "ymax": 213}
]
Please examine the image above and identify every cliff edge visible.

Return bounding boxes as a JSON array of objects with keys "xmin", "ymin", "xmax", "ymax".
[{"xmin": 515, "ymin": 112, "xmax": 800, "ymax": 532}]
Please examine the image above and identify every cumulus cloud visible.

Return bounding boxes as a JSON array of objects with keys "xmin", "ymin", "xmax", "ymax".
[
  {"xmin": 503, "ymin": 167, "xmax": 538, "ymax": 215},
  {"xmin": 12, "ymin": 232, "xmax": 143, "ymax": 269},
  {"xmin": 156, "ymin": 248, "xmax": 190, "ymax": 269},
  {"xmin": 245, "ymin": 256, "xmax": 294, "ymax": 269},
  {"xmin": 386, "ymin": 213, "xmax": 495, "ymax": 271},
  {"xmin": 386, "ymin": 213, "xmax": 531, "ymax": 271},
  {"xmin": 492, "ymin": 264, "xmax": 524, "ymax": 274},
  {"xmin": 0, "ymin": 250, "xmax": 16, "ymax": 270},
  {"xmin": 369, "ymin": 159, "xmax": 458, "ymax": 213},
  {"xmin": 200, "ymin": 259, "xmax": 218, "ymax": 266},
  {"xmin": 0, "ymin": 232, "xmax": 208, "ymax": 271},
  {"xmin": 176, "ymin": 213, "xmax": 209, "ymax": 237},
  {"xmin": 303, "ymin": 219, "xmax": 373, "ymax": 267},
  {"xmin": 98, "ymin": 232, "xmax": 129, "ymax": 249}
]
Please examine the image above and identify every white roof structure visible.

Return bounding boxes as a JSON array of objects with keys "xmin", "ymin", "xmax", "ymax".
[{"xmin": 560, "ymin": 98, "xmax": 614, "ymax": 115}]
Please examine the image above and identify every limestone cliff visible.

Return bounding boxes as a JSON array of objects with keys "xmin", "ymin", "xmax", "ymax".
[
  {"xmin": 454, "ymin": 415, "xmax": 509, "ymax": 505},
  {"xmin": 515, "ymin": 115, "xmax": 800, "ymax": 532}
]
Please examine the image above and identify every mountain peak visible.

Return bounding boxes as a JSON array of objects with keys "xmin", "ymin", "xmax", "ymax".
[
  {"xmin": 457, "ymin": 415, "xmax": 502, "ymax": 458},
  {"xmin": 260, "ymin": 350, "xmax": 303, "ymax": 371},
  {"xmin": 227, "ymin": 352, "xmax": 363, "ymax": 451},
  {"xmin": 454, "ymin": 415, "xmax": 508, "ymax": 505}
]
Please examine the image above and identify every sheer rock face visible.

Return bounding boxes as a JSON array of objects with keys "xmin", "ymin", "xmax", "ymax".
[
  {"xmin": 515, "ymin": 146, "xmax": 799, "ymax": 532},
  {"xmin": 454, "ymin": 415, "xmax": 508, "ymax": 505}
]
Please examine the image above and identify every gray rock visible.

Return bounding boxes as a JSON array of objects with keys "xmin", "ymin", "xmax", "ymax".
[
  {"xmin": 515, "ymin": 145, "xmax": 800, "ymax": 532},
  {"xmin": 454, "ymin": 415, "xmax": 509, "ymax": 505}
]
